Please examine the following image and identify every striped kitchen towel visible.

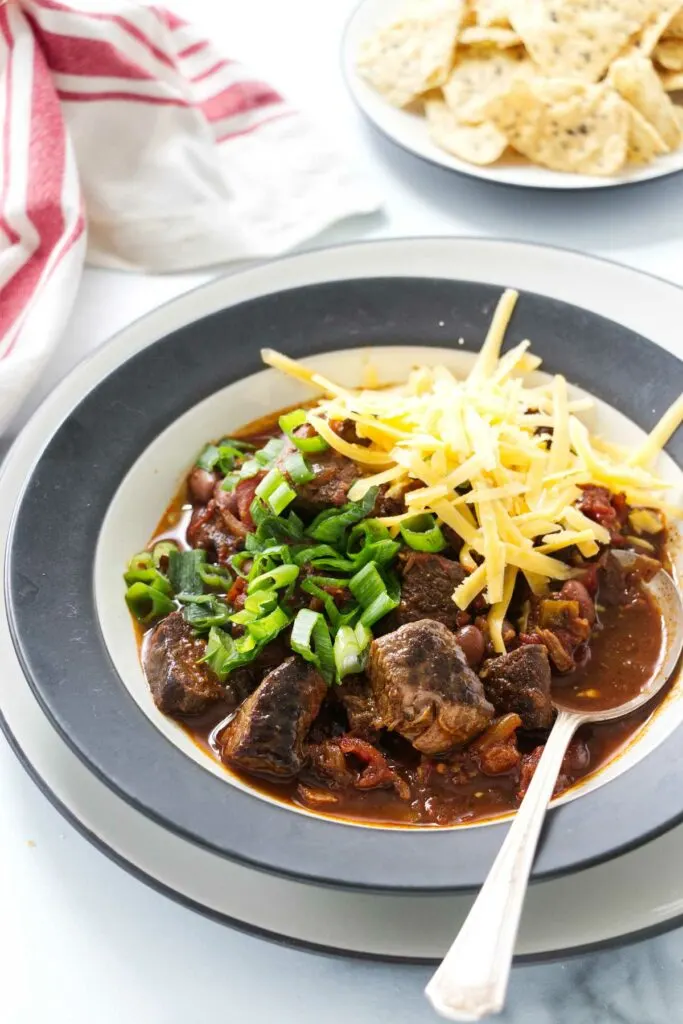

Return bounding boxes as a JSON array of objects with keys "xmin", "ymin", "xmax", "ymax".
[{"xmin": 0, "ymin": 0, "xmax": 378, "ymax": 433}]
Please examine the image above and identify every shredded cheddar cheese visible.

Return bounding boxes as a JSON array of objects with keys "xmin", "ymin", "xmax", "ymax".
[{"xmin": 261, "ymin": 290, "xmax": 683, "ymax": 653}]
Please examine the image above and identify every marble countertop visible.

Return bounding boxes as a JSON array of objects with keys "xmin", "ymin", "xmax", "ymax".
[{"xmin": 4, "ymin": 1, "xmax": 683, "ymax": 1021}]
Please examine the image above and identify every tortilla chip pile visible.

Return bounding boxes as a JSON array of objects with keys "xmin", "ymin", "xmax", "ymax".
[{"xmin": 357, "ymin": 0, "xmax": 683, "ymax": 174}]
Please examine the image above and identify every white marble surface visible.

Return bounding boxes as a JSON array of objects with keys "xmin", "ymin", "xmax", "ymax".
[{"xmin": 4, "ymin": 1, "xmax": 683, "ymax": 1021}]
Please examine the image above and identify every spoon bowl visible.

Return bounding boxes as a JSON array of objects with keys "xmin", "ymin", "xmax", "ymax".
[{"xmin": 425, "ymin": 551, "xmax": 683, "ymax": 1023}]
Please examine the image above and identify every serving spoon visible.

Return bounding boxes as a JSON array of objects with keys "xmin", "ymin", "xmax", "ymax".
[{"xmin": 425, "ymin": 551, "xmax": 683, "ymax": 1023}]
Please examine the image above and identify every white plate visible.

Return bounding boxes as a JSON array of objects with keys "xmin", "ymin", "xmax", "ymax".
[
  {"xmin": 2, "ymin": 237, "xmax": 683, "ymax": 958},
  {"xmin": 342, "ymin": 0, "xmax": 683, "ymax": 191}
]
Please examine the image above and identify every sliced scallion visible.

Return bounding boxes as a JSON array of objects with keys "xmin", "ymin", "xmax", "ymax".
[
  {"xmin": 306, "ymin": 487, "xmax": 378, "ymax": 545},
  {"xmin": 123, "ymin": 564, "xmax": 172, "ymax": 596},
  {"xmin": 399, "ymin": 513, "xmax": 447, "ymax": 553},
  {"xmin": 125, "ymin": 582, "xmax": 175, "ymax": 624},
  {"xmin": 279, "ymin": 408, "xmax": 329, "ymax": 453},
  {"xmin": 291, "ymin": 608, "xmax": 335, "ymax": 684},
  {"xmin": 284, "ymin": 450, "xmax": 314, "ymax": 484},
  {"xmin": 333, "ymin": 622, "xmax": 371, "ymax": 682},
  {"xmin": 349, "ymin": 562, "xmax": 400, "ymax": 628},
  {"xmin": 168, "ymin": 549, "xmax": 207, "ymax": 595},
  {"xmin": 152, "ymin": 541, "xmax": 178, "ymax": 568},
  {"xmin": 247, "ymin": 563, "xmax": 299, "ymax": 593}
]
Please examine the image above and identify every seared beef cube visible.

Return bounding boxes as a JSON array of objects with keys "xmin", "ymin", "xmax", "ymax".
[
  {"xmin": 368, "ymin": 619, "xmax": 494, "ymax": 755},
  {"xmin": 279, "ymin": 439, "xmax": 359, "ymax": 510},
  {"xmin": 187, "ymin": 494, "xmax": 248, "ymax": 563},
  {"xmin": 396, "ymin": 552, "xmax": 466, "ymax": 630},
  {"xmin": 480, "ymin": 645, "xmax": 553, "ymax": 730},
  {"xmin": 337, "ymin": 673, "xmax": 378, "ymax": 736},
  {"xmin": 144, "ymin": 611, "xmax": 224, "ymax": 716},
  {"xmin": 599, "ymin": 551, "xmax": 660, "ymax": 607},
  {"xmin": 221, "ymin": 656, "xmax": 327, "ymax": 780}
]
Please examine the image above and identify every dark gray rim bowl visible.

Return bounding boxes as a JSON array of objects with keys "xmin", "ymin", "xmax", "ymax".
[{"xmin": 5, "ymin": 276, "xmax": 683, "ymax": 893}]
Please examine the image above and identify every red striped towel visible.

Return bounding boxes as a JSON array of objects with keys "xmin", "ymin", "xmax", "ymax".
[{"xmin": 0, "ymin": 0, "xmax": 377, "ymax": 432}]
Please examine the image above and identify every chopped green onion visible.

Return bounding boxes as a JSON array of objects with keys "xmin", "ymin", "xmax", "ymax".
[
  {"xmin": 196, "ymin": 444, "xmax": 220, "ymax": 471},
  {"xmin": 238, "ymin": 459, "xmax": 262, "ymax": 480},
  {"xmin": 347, "ymin": 518, "xmax": 391, "ymax": 553},
  {"xmin": 349, "ymin": 562, "xmax": 400, "ymax": 628},
  {"xmin": 221, "ymin": 472, "xmax": 240, "ymax": 492},
  {"xmin": 168, "ymin": 549, "xmax": 207, "ymax": 595},
  {"xmin": 284, "ymin": 451, "xmax": 314, "ymax": 484},
  {"xmin": 125, "ymin": 582, "xmax": 175, "ymax": 624},
  {"xmin": 181, "ymin": 595, "xmax": 232, "ymax": 631},
  {"xmin": 255, "ymin": 437, "xmax": 286, "ymax": 466},
  {"xmin": 268, "ymin": 481, "xmax": 296, "ymax": 515},
  {"xmin": 346, "ymin": 519, "xmax": 400, "ymax": 567},
  {"xmin": 200, "ymin": 627, "xmax": 258, "ymax": 680},
  {"xmin": 231, "ymin": 589, "xmax": 279, "ymax": 624},
  {"xmin": 255, "ymin": 467, "xmax": 284, "ymax": 500},
  {"xmin": 399, "ymin": 513, "xmax": 447, "ymax": 553},
  {"xmin": 127, "ymin": 551, "xmax": 154, "ymax": 573},
  {"xmin": 152, "ymin": 541, "xmax": 178, "ymax": 568},
  {"xmin": 349, "ymin": 561, "xmax": 385, "ymax": 608},
  {"xmin": 291, "ymin": 608, "xmax": 335, "ymax": 684},
  {"xmin": 251, "ymin": 509, "xmax": 305, "ymax": 548},
  {"xmin": 218, "ymin": 437, "xmax": 255, "ymax": 451},
  {"xmin": 229, "ymin": 551, "xmax": 253, "ymax": 577},
  {"xmin": 247, "ymin": 563, "xmax": 300, "ymax": 593},
  {"xmin": 198, "ymin": 563, "xmax": 233, "ymax": 590},
  {"xmin": 123, "ymin": 564, "xmax": 172, "ymax": 596},
  {"xmin": 246, "ymin": 605, "xmax": 291, "ymax": 643},
  {"xmin": 300, "ymin": 579, "xmax": 344, "ymax": 630},
  {"xmin": 255, "ymin": 468, "xmax": 296, "ymax": 515},
  {"xmin": 306, "ymin": 487, "xmax": 378, "ymax": 544},
  {"xmin": 279, "ymin": 408, "xmax": 329, "ymax": 453},
  {"xmin": 333, "ymin": 622, "xmax": 372, "ymax": 682}
]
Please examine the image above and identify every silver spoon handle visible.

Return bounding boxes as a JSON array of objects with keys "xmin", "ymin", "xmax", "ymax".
[{"xmin": 425, "ymin": 710, "xmax": 581, "ymax": 1022}]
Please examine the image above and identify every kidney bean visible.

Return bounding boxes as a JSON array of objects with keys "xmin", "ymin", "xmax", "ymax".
[
  {"xmin": 188, "ymin": 467, "xmax": 217, "ymax": 505},
  {"xmin": 560, "ymin": 580, "xmax": 595, "ymax": 624},
  {"xmin": 455, "ymin": 624, "xmax": 486, "ymax": 668}
]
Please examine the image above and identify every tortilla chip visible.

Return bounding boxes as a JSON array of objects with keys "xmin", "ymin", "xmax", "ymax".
[
  {"xmin": 507, "ymin": 0, "xmax": 658, "ymax": 83},
  {"xmin": 663, "ymin": 9, "xmax": 683, "ymax": 36},
  {"xmin": 659, "ymin": 68, "xmax": 683, "ymax": 88},
  {"xmin": 626, "ymin": 102, "xmax": 669, "ymax": 161},
  {"xmin": 608, "ymin": 53, "xmax": 681, "ymax": 148},
  {"xmin": 443, "ymin": 49, "xmax": 533, "ymax": 123},
  {"xmin": 472, "ymin": 0, "xmax": 511, "ymax": 27},
  {"xmin": 357, "ymin": 0, "xmax": 466, "ymax": 108},
  {"xmin": 654, "ymin": 37, "xmax": 683, "ymax": 67},
  {"xmin": 635, "ymin": 1, "xmax": 683, "ymax": 54},
  {"xmin": 485, "ymin": 78, "xmax": 630, "ymax": 174},
  {"xmin": 459, "ymin": 26, "xmax": 521, "ymax": 47},
  {"xmin": 426, "ymin": 98, "xmax": 508, "ymax": 162}
]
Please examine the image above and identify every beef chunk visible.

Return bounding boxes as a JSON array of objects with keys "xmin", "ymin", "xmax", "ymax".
[
  {"xmin": 220, "ymin": 656, "xmax": 327, "ymax": 780},
  {"xmin": 396, "ymin": 552, "xmax": 467, "ymax": 630},
  {"xmin": 337, "ymin": 673, "xmax": 378, "ymax": 736},
  {"xmin": 480, "ymin": 645, "xmax": 553, "ymax": 730},
  {"xmin": 307, "ymin": 737, "xmax": 410, "ymax": 798},
  {"xmin": 278, "ymin": 438, "xmax": 359, "ymax": 511},
  {"xmin": 144, "ymin": 611, "xmax": 224, "ymax": 715},
  {"xmin": 599, "ymin": 550, "xmax": 660, "ymax": 607},
  {"xmin": 187, "ymin": 493, "xmax": 248, "ymax": 563},
  {"xmin": 368, "ymin": 619, "xmax": 494, "ymax": 755}
]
